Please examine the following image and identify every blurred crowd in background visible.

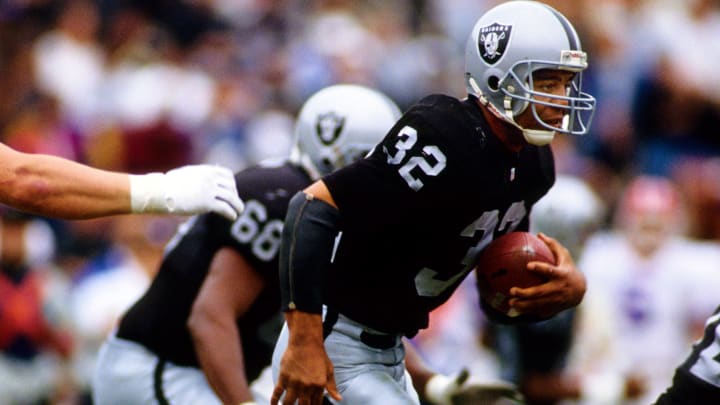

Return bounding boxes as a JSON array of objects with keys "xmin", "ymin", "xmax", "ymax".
[{"xmin": 1, "ymin": 0, "xmax": 720, "ymax": 404}]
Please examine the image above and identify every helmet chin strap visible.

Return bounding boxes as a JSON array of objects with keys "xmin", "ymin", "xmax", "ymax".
[
  {"xmin": 522, "ymin": 128, "xmax": 555, "ymax": 146},
  {"xmin": 468, "ymin": 77, "xmax": 555, "ymax": 146}
]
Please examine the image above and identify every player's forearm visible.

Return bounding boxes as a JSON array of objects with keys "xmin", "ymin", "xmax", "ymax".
[
  {"xmin": 278, "ymin": 189, "xmax": 340, "ymax": 313},
  {"xmin": 1, "ymin": 150, "xmax": 130, "ymax": 219},
  {"xmin": 0, "ymin": 145, "xmax": 244, "ymax": 220},
  {"xmin": 189, "ymin": 315, "xmax": 254, "ymax": 403}
]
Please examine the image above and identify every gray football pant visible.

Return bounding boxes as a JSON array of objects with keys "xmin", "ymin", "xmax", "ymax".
[
  {"xmin": 93, "ymin": 333, "xmax": 272, "ymax": 404},
  {"xmin": 272, "ymin": 312, "xmax": 420, "ymax": 405}
]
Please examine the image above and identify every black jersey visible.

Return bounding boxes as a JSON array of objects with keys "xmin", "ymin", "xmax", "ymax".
[
  {"xmin": 116, "ymin": 161, "xmax": 311, "ymax": 381},
  {"xmin": 322, "ymin": 95, "xmax": 554, "ymax": 336},
  {"xmin": 655, "ymin": 306, "xmax": 720, "ymax": 405}
]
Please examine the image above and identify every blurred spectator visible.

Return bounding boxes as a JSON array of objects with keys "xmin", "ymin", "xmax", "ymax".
[
  {"xmin": 202, "ymin": 107, "xmax": 294, "ymax": 171},
  {"xmin": 2, "ymin": 92, "xmax": 83, "ymax": 162},
  {"xmin": 630, "ymin": 0, "xmax": 720, "ymax": 176},
  {"xmin": 67, "ymin": 214, "xmax": 177, "ymax": 402},
  {"xmin": 32, "ymin": 0, "xmax": 106, "ymax": 135},
  {"xmin": 100, "ymin": 15, "xmax": 215, "ymax": 172},
  {"xmin": 0, "ymin": 210, "xmax": 77, "ymax": 405},
  {"xmin": 428, "ymin": 0, "xmax": 493, "ymax": 46},
  {"xmin": 672, "ymin": 157, "xmax": 720, "ymax": 240},
  {"xmin": 0, "ymin": 3, "xmax": 57, "ymax": 136}
]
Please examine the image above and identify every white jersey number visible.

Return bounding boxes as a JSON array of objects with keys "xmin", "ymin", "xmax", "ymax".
[
  {"xmin": 415, "ymin": 202, "xmax": 527, "ymax": 297},
  {"xmin": 688, "ymin": 311, "xmax": 720, "ymax": 385},
  {"xmin": 230, "ymin": 200, "xmax": 283, "ymax": 262},
  {"xmin": 384, "ymin": 125, "xmax": 447, "ymax": 191}
]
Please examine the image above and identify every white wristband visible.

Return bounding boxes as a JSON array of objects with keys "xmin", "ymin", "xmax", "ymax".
[
  {"xmin": 129, "ymin": 173, "xmax": 169, "ymax": 214},
  {"xmin": 581, "ymin": 373, "xmax": 624, "ymax": 405},
  {"xmin": 425, "ymin": 373, "xmax": 454, "ymax": 405}
]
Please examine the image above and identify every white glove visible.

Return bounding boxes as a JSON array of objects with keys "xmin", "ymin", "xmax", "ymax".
[
  {"xmin": 425, "ymin": 369, "xmax": 524, "ymax": 405},
  {"xmin": 130, "ymin": 164, "xmax": 244, "ymax": 220}
]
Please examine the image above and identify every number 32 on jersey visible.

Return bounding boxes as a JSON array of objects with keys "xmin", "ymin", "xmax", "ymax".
[{"xmin": 383, "ymin": 125, "xmax": 447, "ymax": 191}]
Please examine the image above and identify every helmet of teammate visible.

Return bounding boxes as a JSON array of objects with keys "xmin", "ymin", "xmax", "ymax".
[
  {"xmin": 464, "ymin": 1, "xmax": 596, "ymax": 145},
  {"xmin": 290, "ymin": 84, "xmax": 402, "ymax": 178},
  {"xmin": 530, "ymin": 175, "xmax": 605, "ymax": 258}
]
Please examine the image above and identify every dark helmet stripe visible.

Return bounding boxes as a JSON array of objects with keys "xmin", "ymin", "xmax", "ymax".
[{"xmin": 542, "ymin": 5, "xmax": 580, "ymax": 50}]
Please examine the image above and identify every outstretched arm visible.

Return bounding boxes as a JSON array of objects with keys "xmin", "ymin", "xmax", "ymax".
[
  {"xmin": 0, "ymin": 143, "xmax": 243, "ymax": 220},
  {"xmin": 188, "ymin": 247, "xmax": 264, "ymax": 405},
  {"xmin": 271, "ymin": 181, "xmax": 342, "ymax": 405}
]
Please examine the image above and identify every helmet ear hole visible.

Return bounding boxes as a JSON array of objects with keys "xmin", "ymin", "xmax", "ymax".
[{"xmin": 487, "ymin": 76, "xmax": 500, "ymax": 91}]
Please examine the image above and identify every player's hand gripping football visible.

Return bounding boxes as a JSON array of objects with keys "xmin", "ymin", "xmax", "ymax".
[
  {"xmin": 426, "ymin": 368, "xmax": 525, "ymax": 405},
  {"xmin": 130, "ymin": 164, "xmax": 244, "ymax": 220},
  {"xmin": 507, "ymin": 233, "xmax": 586, "ymax": 318},
  {"xmin": 271, "ymin": 312, "xmax": 341, "ymax": 405}
]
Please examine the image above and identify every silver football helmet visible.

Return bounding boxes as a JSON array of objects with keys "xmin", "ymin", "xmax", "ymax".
[
  {"xmin": 530, "ymin": 175, "xmax": 605, "ymax": 258},
  {"xmin": 290, "ymin": 84, "xmax": 401, "ymax": 179},
  {"xmin": 465, "ymin": 1, "xmax": 596, "ymax": 145}
]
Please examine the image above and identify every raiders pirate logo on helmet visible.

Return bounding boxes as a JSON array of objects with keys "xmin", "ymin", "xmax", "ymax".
[
  {"xmin": 315, "ymin": 112, "xmax": 345, "ymax": 146},
  {"xmin": 479, "ymin": 23, "xmax": 512, "ymax": 65},
  {"xmin": 292, "ymin": 84, "xmax": 400, "ymax": 177}
]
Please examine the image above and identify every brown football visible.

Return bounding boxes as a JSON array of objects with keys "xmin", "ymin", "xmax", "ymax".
[{"xmin": 475, "ymin": 232, "xmax": 555, "ymax": 317}]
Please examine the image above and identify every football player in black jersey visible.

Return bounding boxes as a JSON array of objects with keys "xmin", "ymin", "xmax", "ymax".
[
  {"xmin": 655, "ymin": 308, "xmax": 720, "ymax": 405},
  {"xmin": 90, "ymin": 85, "xmax": 403, "ymax": 405},
  {"xmin": 271, "ymin": 2, "xmax": 597, "ymax": 405}
]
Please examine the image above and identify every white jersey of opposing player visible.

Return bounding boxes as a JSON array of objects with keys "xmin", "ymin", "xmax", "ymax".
[{"xmin": 579, "ymin": 233, "xmax": 720, "ymax": 405}]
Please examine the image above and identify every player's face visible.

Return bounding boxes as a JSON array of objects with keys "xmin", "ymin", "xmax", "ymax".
[
  {"xmin": 515, "ymin": 69, "xmax": 575, "ymax": 132},
  {"xmin": 625, "ymin": 210, "xmax": 674, "ymax": 256}
]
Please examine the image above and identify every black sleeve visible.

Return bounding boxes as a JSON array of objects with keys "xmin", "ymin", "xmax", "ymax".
[
  {"xmin": 278, "ymin": 192, "xmax": 341, "ymax": 314},
  {"xmin": 655, "ymin": 368, "xmax": 720, "ymax": 405},
  {"xmin": 655, "ymin": 306, "xmax": 720, "ymax": 405}
]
